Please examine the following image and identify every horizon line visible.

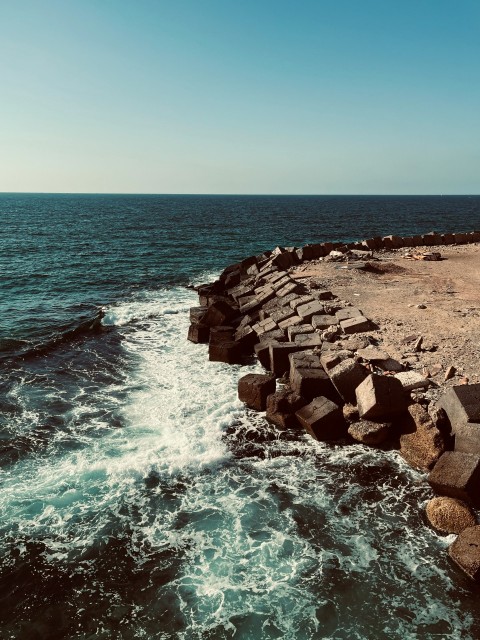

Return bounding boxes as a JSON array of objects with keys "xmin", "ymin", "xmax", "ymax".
[{"xmin": 1, "ymin": 192, "xmax": 480, "ymax": 197}]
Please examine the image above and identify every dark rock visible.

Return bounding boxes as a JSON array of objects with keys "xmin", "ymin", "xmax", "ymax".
[
  {"xmin": 254, "ymin": 340, "xmax": 280, "ymax": 370},
  {"xmin": 209, "ymin": 341, "xmax": 243, "ymax": 365},
  {"xmin": 266, "ymin": 389, "xmax": 306, "ymax": 428},
  {"xmin": 295, "ymin": 397, "xmax": 346, "ymax": 441},
  {"xmin": 289, "ymin": 351, "xmax": 339, "ymax": 402},
  {"xmin": 356, "ymin": 373, "xmax": 407, "ymax": 420},
  {"xmin": 238, "ymin": 374, "xmax": 276, "ymax": 411},
  {"xmin": 190, "ymin": 306, "xmax": 208, "ymax": 323},
  {"xmin": 201, "ymin": 300, "xmax": 237, "ymax": 327},
  {"xmin": 449, "ymin": 526, "xmax": 480, "ymax": 580},
  {"xmin": 209, "ymin": 326, "xmax": 235, "ymax": 344},
  {"xmin": 269, "ymin": 343, "xmax": 307, "ymax": 377},
  {"xmin": 187, "ymin": 323, "xmax": 210, "ymax": 344},
  {"xmin": 428, "ymin": 451, "xmax": 480, "ymax": 506}
]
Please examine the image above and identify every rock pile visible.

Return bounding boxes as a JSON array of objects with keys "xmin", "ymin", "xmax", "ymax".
[{"xmin": 187, "ymin": 234, "xmax": 480, "ymax": 582}]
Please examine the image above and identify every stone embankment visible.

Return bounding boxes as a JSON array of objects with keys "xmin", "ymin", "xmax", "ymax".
[{"xmin": 188, "ymin": 230, "xmax": 480, "ymax": 582}]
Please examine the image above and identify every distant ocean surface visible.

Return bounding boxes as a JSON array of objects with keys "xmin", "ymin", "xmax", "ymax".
[{"xmin": 1, "ymin": 194, "xmax": 480, "ymax": 640}]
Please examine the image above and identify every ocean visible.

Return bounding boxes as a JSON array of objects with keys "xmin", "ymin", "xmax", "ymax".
[{"xmin": 1, "ymin": 193, "xmax": 480, "ymax": 640}]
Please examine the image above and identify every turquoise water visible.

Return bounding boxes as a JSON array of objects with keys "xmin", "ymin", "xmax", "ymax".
[{"xmin": 1, "ymin": 194, "xmax": 480, "ymax": 639}]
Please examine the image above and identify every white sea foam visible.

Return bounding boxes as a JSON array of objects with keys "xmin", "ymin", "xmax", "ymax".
[{"xmin": 1, "ymin": 286, "xmax": 479, "ymax": 639}]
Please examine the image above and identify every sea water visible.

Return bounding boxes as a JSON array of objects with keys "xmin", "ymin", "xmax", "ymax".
[{"xmin": 1, "ymin": 194, "xmax": 480, "ymax": 639}]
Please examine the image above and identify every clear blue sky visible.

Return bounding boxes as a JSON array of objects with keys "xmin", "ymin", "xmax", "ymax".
[{"xmin": 1, "ymin": 0, "xmax": 479, "ymax": 194}]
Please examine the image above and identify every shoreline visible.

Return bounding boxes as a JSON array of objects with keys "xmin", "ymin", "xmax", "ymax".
[{"xmin": 188, "ymin": 230, "xmax": 480, "ymax": 582}]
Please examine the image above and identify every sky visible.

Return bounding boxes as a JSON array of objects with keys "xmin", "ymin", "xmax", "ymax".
[{"xmin": 0, "ymin": 0, "xmax": 479, "ymax": 194}]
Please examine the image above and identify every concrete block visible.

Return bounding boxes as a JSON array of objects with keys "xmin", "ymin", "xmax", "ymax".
[
  {"xmin": 329, "ymin": 358, "xmax": 369, "ymax": 404},
  {"xmin": 288, "ymin": 324, "xmax": 314, "ymax": 341},
  {"xmin": 269, "ymin": 343, "xmax": 306, "ymax": 377},
  {"xmin": 449, "ymin": 526, "xmax": 480, "ymax": 581},
  {"xmin": 295, "ymin": 397, "xmax": 346, "ymax": 441},
  {"xmin": 437, "ymin": 384, "xmax": 480, "ymax": 432},
  {"xmin": 296, "ymin": 300, "xmax": 326, "ymax": 322},
  {"xmin": 395, "ymin": 371, "xmax": 430, "ymax": 391},
  {"xmin": 190, "ymin": 306, "xmax": 208, "ymax": 323},
  {"xmin": 335, "ymin": 307, "xmax": 364, "ymax": 321},
  {"xmin": 356, "ymin": 373, "xmax": 407, "ymax": 420},
  {"xmin": 311, "ymin": 314, "xmax": 338, "ymax": 330},
  {"xmin": 289, "ymin": 295, "xmax": 314, "ymax": 311},
  {"xmin": 238, "ymin": 373, "xmax": 276, "ymax": 411},
  {"xmin": 266, "ymin": 389, "xmax": 306, "ymax": 429},
  {"xmin": 454, "ymin": 422, "xmax": 480, "ymax": 455},
  {"xmin": 254, "ymin": 340, "xmax": 280, "ymax": 369},
  {"xmin": 278, "ymin": 315, "xmax": 303, "ymax": 331},
  {"xmin": 209, "ymin": 341, "xmax": 243, "ymax": 365},
  {"xmin": 320, "ymin": 350, "xmax": 351, "ymax": 372},
  {"xmin": 348, "ymin": 420, "xmax": 392, "ymax": 446},
  {"xmin": 187, "ymin": 323, "xmax": 210, "ymax": 344},
  {"xmin": 294, "ymin": 332, "xmax": 322, "ymax": 348},
  {"xmin": 428, "ymin": 451, "xmax": 480, "ymax": 506},
  {"xmin": 340, "ymin": 316, "xmax": 371, "ymax": 334}
]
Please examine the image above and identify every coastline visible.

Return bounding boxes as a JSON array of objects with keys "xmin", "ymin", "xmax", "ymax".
[{"xmin": 189, "ymin": 230, "xmax": 480, "ymax": 582}]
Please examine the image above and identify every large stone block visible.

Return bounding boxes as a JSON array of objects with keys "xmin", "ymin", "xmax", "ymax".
[
  {"xmin": 356, "ymin": 373, "xmax": 407, "ymax": 420},
  {"xmin": 266, "ymin": 389, "xmax": 306, "ymax": 429},
  {"xmin": 335, "ymin": 307, "xmax": 363, "ymax": 321},
  {"xmin": 269, "ymin": 343, "xmax": 306, "ymax": 377},
  {"xmin": 294, "ymin": 332, "xmax": 322, "ymax": 348},
  {"xmin": 288, "ymin": 324, "xmax": 314, "ymax": 341},
  {"xmin": 209, "ymin": 341, "xmax": 243, "ymax": 365},
  {"xmin": 295, "ymin": 397, "xmax": 346, "ymax": 441},
  {"xmin": 437, "ymin": 384, "xmax": 480, "ymax": 432},
  {"xmin": 289, "ymin": 351, "xmax": 339, "ymax": 402},
  {"xmin": 448, "ymin": 526, "xmax": 480, "ymax": 580},
  {"xmin": 297, "ymin": 300, "xmax": 326, "ymax": 322},
  {"xmin": 340, "ymin": 316, "xmax": 371, "ymax": 334},
  {"xmin": 454, "ymin": 423, "xmax": 480, "ymax": 455},
  {"xmin": 399, "ymin": 403, "xmax": 445, "ymax": 471},
  {"xmin": 320, "ymin": 350, "xmax": 352, "ymax": 372},
  {"xmin": 238, "ymin": 373, "xmax": 276, "ymax": 411},
  {"xmin": 209, "ymin": 326, "xmax": 235, "ymax": 344},
  {"xmin": 311, "ymin": 314, "xmax": 338, "ymax": 330},
  {"xmin": 187, "ymin": 323, "xmax": 210, "ymax": 344},
  {"xmin": 254, "ymin": 340, "xmax": 280, "ymax": 369},
  {"xmin": 268, "ymin": 306, "xmax": 296, "ymax": 324},
  {"xmin": 289, "ymin": 295, "xmax": 315, "ymax": 311},
  {"xmin": 329, "ymin": 358, "xmax": 369, "ymax": 405},
  {"xmin": 201, "ymin": 300, "xmax": 237, "ymax": 327},
  {"xmin": 234, "ymin": 324, "xmax": 258, "ymax": 351},
  {"xmin": 190, "ymin": 306, "xmax": 208, "ymax": 323},
  {"xmin": 428, "ymin": 451, "xmax": 480, "ymax": 506},
  {"xmin": 278, "ymin": 314, "xmax": 303, "ymax": 331}
]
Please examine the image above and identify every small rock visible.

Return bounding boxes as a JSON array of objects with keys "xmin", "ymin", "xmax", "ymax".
[
  {"xmin": 426, "ymin": 496, "xmax": 477, "ymax": 533},
  {"xmin": 445, "ymin": 366, "xmax": 456, "ymax": 381},
  {"xmin": 414, "ymin": 336, "xmax": 423, "ymax": 352},
  {"xmin": 416, "ymin": 304, "xmax": 427, "ymax": 309}
]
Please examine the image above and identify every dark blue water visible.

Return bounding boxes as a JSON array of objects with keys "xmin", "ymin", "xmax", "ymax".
[{"xmin": 1, "ymin": 194, "xmax": 480, "ymax": 639}]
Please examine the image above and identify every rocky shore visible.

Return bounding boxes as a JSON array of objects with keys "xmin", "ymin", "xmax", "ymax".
[{"xmin": 188, "ymin": 230, "xmax": 480, "ymax": 582}]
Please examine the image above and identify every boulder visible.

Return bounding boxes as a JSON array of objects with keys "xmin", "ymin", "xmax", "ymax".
[
  {"xmin": 356, "ymin": 374, "xmax": 407, "ymax": 420},
  {"xmin": 399, "ymin": 403, "xmax": 445, "ymax": 471},
  {"xmin": 187, "ymin": 323, "xmax": 210, "ymax": 344},
  {"xmin": 448, "ymin": 526, "xmax": 480, "ymax": 581},
  {"xmin": 238, "ymin": 373, "xmax": 276, "ymax": 411},
  {"xmin": 348, "ymin": 420, "xmax": 392, "ymax": 446},
  {"xmin": 437, "ymin": 384, "xmax": 480, "ymax": 431},
  {"xmin": 266, "ymin": 389, "xmax": 306, "ymax": 429},
  {"xmin": 426, "ymin": 497, "xmax": 476, "ymax": 534},
  {"xmin": 328, "ymin": 358, "xmax": 369, "ymax": 404},
  {"xmin": 295, "ymin": 397, "xmax": 346, "ymax": 441},
  {"xmin": 428, "ymin": 451, "xmax": 480, "ymax": 506}
]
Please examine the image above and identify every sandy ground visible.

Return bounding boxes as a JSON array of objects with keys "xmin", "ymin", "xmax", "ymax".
[{"xmin": 291, "ymin": 243, "xmax": 480, "ymax": 397}]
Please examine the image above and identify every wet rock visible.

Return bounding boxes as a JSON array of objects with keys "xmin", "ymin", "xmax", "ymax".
[
  {"xmin": 209, "ymin": 341, "xmax": 243, "ymax": 365},
  {"xmin": 348, "ymin": 420, "xmax": 392, "ymax": 446},
  {"xmin": 190, "ymin": 306, "xmax": 208, "ymax": 323},
  {"xmin": 295, "ymin": 396, "xmax": 346, "ymax": 441},
  {"xmin": 399, "ymin": 403, "xmax": 445, "ymax": 471},
  {"xmin": 426, "ymin": 497, "xmax": 476, "ymax": 534},
  {"xmin": 428, "ymin": 451, "xmax": 480, "ymax": 506},
  {"xmin": 187, "ymin": 323, "xmax": 210, "ymax": 344},
  {"xmin": 201, "ymin": 299, "xmax": 237, "ymax": 327},
  {"xmin": 238, "ymin": 373, "xmax": 276, "ymax": 411},
  {"xmin": 356, "ymin": 373, "xmax": 407, "ymax": 420},
  {"xmin": 449, "ymin": 526, "xmax": 480, "ymax": 581},
  {"xmin": 209, "ymin": 326, "xmax": 235, "ymax": 344},
  {"xmin": 266, "ymin": 388, "xmax": 306, "ymax": 429}
]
